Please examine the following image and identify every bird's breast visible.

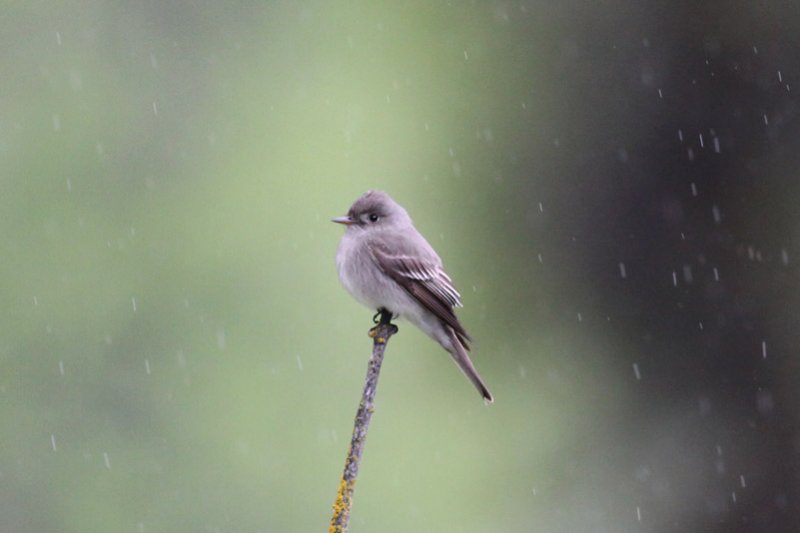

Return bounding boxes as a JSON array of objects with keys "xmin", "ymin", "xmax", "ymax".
[{"xmin": 336, "ymin": 234, "xmax": 409, "ymax": 313}]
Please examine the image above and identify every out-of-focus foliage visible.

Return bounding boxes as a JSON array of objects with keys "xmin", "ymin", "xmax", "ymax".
[{"xmin": 1, "ymin": 2, "xmax": 798, "ymax": 532}]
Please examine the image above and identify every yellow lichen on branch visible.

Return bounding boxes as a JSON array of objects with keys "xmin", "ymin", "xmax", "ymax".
[{"xmin": 329, "ymin": 474, "xmax": 356, "ymax": 533}]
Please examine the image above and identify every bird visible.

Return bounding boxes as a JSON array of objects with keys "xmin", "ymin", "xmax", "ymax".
[{"xmin": 333, "ymin": 190, "xmax": 493, "ymax": 403}]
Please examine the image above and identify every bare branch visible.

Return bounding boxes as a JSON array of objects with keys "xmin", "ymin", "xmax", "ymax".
[{"xmin": 329, "ymin": 309, "xmax": 397, "ymax": 533}]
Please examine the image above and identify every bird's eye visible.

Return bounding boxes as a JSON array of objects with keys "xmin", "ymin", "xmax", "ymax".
[{"xmin": 368, "ymin": 213, "xmax": 380, "ymax": 222}]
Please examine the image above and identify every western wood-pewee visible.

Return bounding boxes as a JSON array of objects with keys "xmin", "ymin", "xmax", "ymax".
[{"xmin": 333, "ymin": 190, "xmax": 493, "ymax": 402}]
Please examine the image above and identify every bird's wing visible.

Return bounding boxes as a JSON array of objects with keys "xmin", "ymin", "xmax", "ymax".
[{"xmin": 370, "ymin": 243, "xmax": 471, "ymax": 347}]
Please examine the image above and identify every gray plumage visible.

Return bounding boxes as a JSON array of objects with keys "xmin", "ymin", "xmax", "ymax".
[{"xmin": 333, "ymin": 190, "xmax": 493, "ymax": 403}]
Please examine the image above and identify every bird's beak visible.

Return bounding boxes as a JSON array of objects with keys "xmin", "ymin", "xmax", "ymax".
[{"xmin": 332, "ymin": 215, "xmax": 355, "ymax": 225}]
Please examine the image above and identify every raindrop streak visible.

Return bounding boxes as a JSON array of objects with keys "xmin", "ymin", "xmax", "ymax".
[
  {"xmin": 51, "ymin": 434, "xmax": 57, "ymax": 452},
  {"xmin": 296, "ymin": 355, "xmax": 304, "ymax": 371},
  {"xmin": 52, "ymin": 115, "xmax": 61, "ymax": 131},
  {"xmin": 678, "ymin": 129, "xmax": 684, "ymax": 142},
  {"xmin": 633, "ymin": 363, "xmax": 641, "ymax": 380},
  {"xmin": 618, "ymin": 262, "xmax": 627, "ymax": 279},
  {"xmin": 690, "ymin": 182, "xmax": 698, "ymax": 196},
  {"xmin": 636, "ymin": 506, "xmax": 642, "ymax": 521},
  {"xmin": 463, "ymin": 50, "xmax": 469, "ymax": 60},
  {"xmin": 778, "ymin": 70, "xmax": 783, "ymax": 82},
  {"xmin": 131, "ymin": 297, "xmax": 137, "ymax": 313},
  {"xmin": 781, "ymin": 248, "xmax": 789, "ymax": 265},
  {"xmin": 150, "ymin": 52, "xmax": 158, "ymax": 69},
  {"xmin": 740, "ymin": 475, "xmax": 747, "ymax": 488},
  {"xmin": 103, "ymin": 452, "xmax": 111, "ymax": 469},
  {"xmin": 577, "ymin": 312, "xmax": 583, "ymax": 322},
  {"xmin": 761, "ymin": 341, "xmax": 767, "ymax": 359},
  {"xmin": 537, "ymin": 253, "xmax": 543, "ymax": 263},
  {"xmin": 58, "ymin": 360, "xmax": 65, "ymax": 376},
  {"xmin": 33, "ymin": 296, "xmax": 38, "ymax": 306},
  {"xmin": 732, "ymin": 492, "xmax": 737, "ymax": 503},
  {"xmin": 657, "ymin": 88, "xmax": 663, "ymax": 98},
  {"xmin": 712, "ymin": 205, "xmax": 721, "ymax": 224},
  {"xmin": 672, "ymin": 271, "xmax": 678, "ymax": 287},
  {"xmin": 538, "ymin": 202, "xmax": 543, "ymax": 213},
  {"xmin": 713, "ymin": 267, "xmax": 720, "ymax": 281},
  {"xmin": 713, "ymin": 137, "xmax": 721, "ymax": 153},
  {"xmin": 56, "ymin": 31, "xmax": 62, "ymax": 46},
  {"xmin": 144, "ymin": 359, "xmax": 151, "ymax": 375},
  {"xmin": 682, "ymin": 265, "xmax": 693, "ymax": 283},
  {"xmin": 763, "ymin": 114, "xmax": 769, "ymax": 126},
  {"xmin": 699, "ymin": 133, "xmax": 704, "ymax": 148},
  {"xmin": 152, "ymin": 101, "xmax": 159, "ymax": 116},
  {"xmin": 66, "ymin": 179, "xmax": 72, "ymax": 193}
]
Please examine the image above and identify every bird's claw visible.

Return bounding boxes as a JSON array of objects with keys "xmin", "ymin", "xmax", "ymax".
[
  {"xmin": 368, "ymin": 324, "xmax": 398, "ymax": 343},
  {"xmin": 369, "ymin": 308, "xmax": 398, "ymax": 341}
]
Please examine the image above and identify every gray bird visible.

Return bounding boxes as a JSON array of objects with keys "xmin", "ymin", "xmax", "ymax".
[{"xmin": 333, "ymin": 190, "xmax": 493, "ymax": 403}]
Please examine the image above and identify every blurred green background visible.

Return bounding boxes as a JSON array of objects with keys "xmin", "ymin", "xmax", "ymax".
[{"xmin": 2, "ymin": 2, "xmax": 798, "ymax": 532}]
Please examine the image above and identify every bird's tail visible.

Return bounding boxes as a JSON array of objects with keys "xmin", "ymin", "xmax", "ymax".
[{"xmin": 446, "ymin": 327, "xmax": 493, "ymax": 403}]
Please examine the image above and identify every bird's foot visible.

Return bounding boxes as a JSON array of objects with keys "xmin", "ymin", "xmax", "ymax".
[
  {"xmin": 368, "ymin": 323, "xmax": 399, "ymax": 338},
  {"xmin": 368, "ymin": 308, "xmax": 398, "ymax": 341}
]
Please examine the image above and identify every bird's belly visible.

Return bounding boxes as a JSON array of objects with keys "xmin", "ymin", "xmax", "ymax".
[
  {"xmin": 335, "ymin": 239, "xmax": 450, "ymax": 348},
  {"xmin": 337, "ymin": 246, "xmax": 412, "ymax": 315}
]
